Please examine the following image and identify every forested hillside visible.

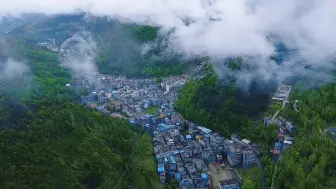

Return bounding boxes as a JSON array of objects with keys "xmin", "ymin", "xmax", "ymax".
[
  {"xmin": 176, "ymin": 64, "xmax": 270, "ymax": 136},
  {"xmin": 0, "ymin": 100, "xmax": 159, "ymax": 189},
  {"xmin": 5, "ymin": 14, "xmax": 196, "ymax": 77},
  {"xmin": 0, "ymin": 40, "xmax": 160, "ymax": 188},
  {"xmin": 273, "ymin": 84, "xmax": 336, "ymax": 188}
]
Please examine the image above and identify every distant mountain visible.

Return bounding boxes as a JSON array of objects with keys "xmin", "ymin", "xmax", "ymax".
[
  {"xmin": 0, "ymin": 16, "xmax": 25, "ymax": 34},
  {"xmin": 5, "ymin": 13, "xmax": 197, "ymax": 77}
]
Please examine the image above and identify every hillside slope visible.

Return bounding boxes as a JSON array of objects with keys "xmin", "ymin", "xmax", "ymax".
[
  {"xmin": 0, "ymin": 41, "xmax": 160, "ymax": 189},
  {"xmin": 273, "ymin": 84, "xmax": 336, "ymax": 188},
  {"xmin": 5, "ymin": 14, "xmax": 196, "ymax": 77}
]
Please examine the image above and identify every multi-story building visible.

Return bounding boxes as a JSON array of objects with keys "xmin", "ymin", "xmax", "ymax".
[
  {"xmin": 227, "ymin": 141, "xmax": 242, "ymax": 167},
  {"xmin": 242, "ymin": 149, "xmax": 256, "ymax": 168}
]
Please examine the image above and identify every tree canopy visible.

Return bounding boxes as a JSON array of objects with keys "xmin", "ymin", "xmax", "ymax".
[
  {"xmin": 0, "ymin": 42, "xmax": 161, "ymax": 189},
  {"xmin": 273, "ymin": 84, "xmax": 336, "ymax": 189},
  {"xmin": 176, "ymin": 64, "xmax": 270, "ymax": 136}
]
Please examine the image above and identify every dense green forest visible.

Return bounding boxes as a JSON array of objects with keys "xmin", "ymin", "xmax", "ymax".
[
  {"xmin": 0, "ymin": 100, "xmax": 159, "ymax": 189},
  {"xmin": 176, "ymin": 64, "xmax": 270, "ymax": 136},
  {"xmin": 0, "ymin": 41, "xmax": 160, "ymax": 188},
  {"xmin": 94, "ymin": 23, "xmax": 195, "ymax": 77},
  {"xmin": 176, "ymin": 64, "xmax": 336, "ymax": 188},
  {"xmin": 272, "ymin": 84, "xmax": 336, "ymax": 188}
]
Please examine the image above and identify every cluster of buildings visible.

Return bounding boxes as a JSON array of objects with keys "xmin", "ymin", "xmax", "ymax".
[
  {"xmin": 272, "ymin": 84, "xmax": 292, "ymax": 101},
  {"xmin": 265, "ymin": 116, "xmax": 295, "ymax": 160},
  {"xmin": 66, "ymin": 60, "xmax": 266, "ymax": 189},
  {"xmin": 145, "ymin": 105, "xmax": 263, "ymax": 189},
  {"xmin": 37, "ymin": 38, "xmax": 59, "ymax": 52},
  {"xmin": 67, "ymin": 61, "xmax": 206, "ymax": 120},
  {"xmin": 67, "ymin": 60, "xmax": 301, "ymax": 188}
]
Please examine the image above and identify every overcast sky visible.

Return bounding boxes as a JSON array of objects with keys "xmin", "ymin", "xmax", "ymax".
[{"xmin": 1, "ymin": 0, "xmax": 335, "ymax": 84}]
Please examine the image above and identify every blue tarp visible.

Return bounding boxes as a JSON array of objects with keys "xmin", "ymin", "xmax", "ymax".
[{"xmin": 175, "ymin": 173, "xmax": 181, "ymax": 181}]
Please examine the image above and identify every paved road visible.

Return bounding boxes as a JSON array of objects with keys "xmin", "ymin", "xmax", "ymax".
[
  {"xmin": 294, "ymin": 100, "xmax": 299, "ymax": 113},
  {"xmin": 271, "ymin": 150, "xmax": 284, "ymax": 189},
  {"xmin": 270, "ymin": 100, "xmax": 287, "ymax": 189},
  {"xmin": 271, "ymin": 100, "xmax": 286, "ymax": 122},
  {"xmin": 254, "ymin": 157, "xmax": 266, "ymax": 189}
]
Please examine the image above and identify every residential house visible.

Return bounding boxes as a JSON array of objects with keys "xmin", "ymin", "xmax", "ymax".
[
  {"xmin": 242, "ymin": 149, "xmax": 256, "ymax": 168},
  {"xmin": 227, "ymin": 141, "xmax": 242, "ymax": 167},
  {"xmin": 193, "ymin": 159, "xmax": 207, "ymax": 172},
  {"xmin": 179, "ymin": 178, "xmax": 195, "ymax": 189}
]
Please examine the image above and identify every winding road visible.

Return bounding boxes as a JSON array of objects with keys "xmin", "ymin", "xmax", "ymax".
[
  {"xmin": 271, "ymin": 150, "xmax": 284, "ymax": 189},
  {"xmin": 271, "ymin": 100, "xmax": 287, "ymax": 122},
  {"xmin": 270, "ymin": 100, "xmax": 288, "ymax": 189},
  {"xmin": 294, "ymin": 100, "xmax": 299, "ymax": 113},
  {"xmin": 254, "ymin": 157, "xmax": 266, "ymax": 189}
]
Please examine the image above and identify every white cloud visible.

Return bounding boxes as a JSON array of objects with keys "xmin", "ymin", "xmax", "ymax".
[
  {"xmin": 0, "ymin": 58, "xmax": 29, "ymax": 81},
  {"xmin": 1, "ymin": 0, "xmax": 335, "ymax": 83},
  {"xmin": 60, "ymin": 31, "xmax": 98, "ymax": 82}
]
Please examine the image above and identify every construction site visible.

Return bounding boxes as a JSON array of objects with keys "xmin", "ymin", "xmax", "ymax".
[{"xmin": 208, "ymin": 163, "xmax": 242, "ymax": 189}]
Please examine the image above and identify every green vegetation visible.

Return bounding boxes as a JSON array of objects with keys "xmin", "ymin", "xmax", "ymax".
[
  {"xmin": 239, "ymin": 167, "xmax": 262, "ymax": 189},
  {"xmin": 93, "ymin": 23, "xmax": 194, "ymax": 77},
  {"xmin": 146, "ymin": 106, "xmax": 159, "ymax": 115},
  {"xmin": 273, "ymin": 84, "xmax": 336, "ymax": 189},
  {"xmin": 175, "ymin": 64, "xmax": 280, "ymax": 188},
  {"xmin": 176, "ymin": 64, "xmax": 270, "ymax": 136},
  {"xmin": 132, "ymin": 25, "xmax": 159, "ymax": 41},
  {"xmin": 242, "ymin": 179, "xmax": 257, "ymax": 189},
  {"xmin": 0, "ymin": 100, "xmax": 160, "ymax": 189},
  {"xmin": 7, "ymin": 14, "xmax": 196, "ymax": 77},
  {"xmin": 0, "ymin": 40, "xmax": 160, "ymax": 188},
  {"xmin": 177, "ymin": 64, "xmax": 336, "ymax": 188},
  {"xmin": 227, "ymin": 57, "xmax": 243, "ymax": 71}
]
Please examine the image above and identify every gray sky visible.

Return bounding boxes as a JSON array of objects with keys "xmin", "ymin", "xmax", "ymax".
[{"xmin": 1, "ymin": 0, "xmax": 335, "ymax": 84}]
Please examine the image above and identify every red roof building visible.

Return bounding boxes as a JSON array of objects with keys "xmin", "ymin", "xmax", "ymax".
[{"xmin": 273, "ymin": 149, "xmax": 281, "ymax": 155}]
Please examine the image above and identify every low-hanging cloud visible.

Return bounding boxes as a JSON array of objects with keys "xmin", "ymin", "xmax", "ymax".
[
  {"xmin": 1, "ymin": 0, "xmax": 336, "ymax": 84},
  {"xmin": 0, "ymin": 38, "xmax": 29, "ymax": 81},
  {"xmin": 0, "ymin": 58, "xmax": 29, "ymax": 81},
  {"xmin": 59, "ymin": 31, "xmax": 98, "ymax": 82}
]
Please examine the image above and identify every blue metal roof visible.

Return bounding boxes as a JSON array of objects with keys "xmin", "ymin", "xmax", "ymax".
[
  {"xmin": 157, "ymin": 123, "xmax": 175, "ymax": 131},
  {"xmin": 275, "ymin": 142, "xmax": 282, "ymax": 147},
  {"xmin": 158, "ymin": 164, "xmax": 165, "ymax": 172},
  {"xmin": 327, "ymin": 127, "xmax": 336, "ymax": 133},
  {"xmin": 186, "ymin": 135, "xmax": 192, "ymax": 139},
  {"xmin": 175, "ymin": 173, "xmax": 181, "ymax": 179},
  {"xmin": 201, "ymin": 173, "xmax": 207, "ymax": 179}
]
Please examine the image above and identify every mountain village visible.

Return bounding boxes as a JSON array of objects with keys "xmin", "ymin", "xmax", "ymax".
[{"xmin": 68, "ymin": 62, "xmax": 295, "ymax": 189}]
